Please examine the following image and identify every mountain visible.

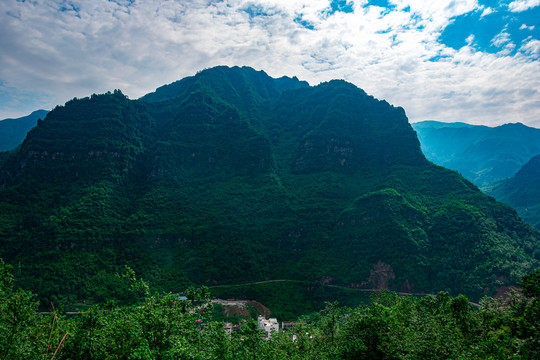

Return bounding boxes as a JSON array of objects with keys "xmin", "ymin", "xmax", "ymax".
[
  {"xmin": 412, "ymin": 121, "xmax": 540, "ymax": 188},
  {"xmin": 487, "ymin": 155, "xmax": 540, "ymax": 230},
  {"xmin": 412, "ymin": 120, "xmax": 476, "ymax": 130},
  {"xmin": 0, "ymin": 109, "xmax": 49, "ymax": 151},
  {"xmin": 0, "ymin": 66, "xmax": 537, "ymax": 307}
]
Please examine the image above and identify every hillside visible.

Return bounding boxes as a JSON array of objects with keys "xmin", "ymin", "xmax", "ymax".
[
  {"xmin": 0, "ymin": 109, "xmax": 49, "ymax": 151},
  {"xmin": 488, "ymin": 155, "xmax": 540, "ymax": 230},
  {"xmin": 0, "ymin": 66, "xmax": 537, "ymax": 308},
  {"xmin": 412, "ymin": 121, "xmax": 540, "ymax": 188}
]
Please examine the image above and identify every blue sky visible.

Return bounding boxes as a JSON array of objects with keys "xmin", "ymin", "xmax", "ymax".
[{"xmin": 0, "ymin": 0, "xmax": 539, "ymax": 126}]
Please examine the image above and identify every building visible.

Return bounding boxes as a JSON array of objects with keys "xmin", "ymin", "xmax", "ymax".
[{"xmin": 257, "ymin": 315, "xmax": 279, "ymax": 338}]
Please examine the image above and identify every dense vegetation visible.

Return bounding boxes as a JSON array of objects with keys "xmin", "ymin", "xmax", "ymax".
[
  {"xmin": 1, "ymin": 261, "xmax": 539, "ymax": 359},
  {"xmin": 0, "ymin": 66, "xmax": 538, "ymax": 311},
  {"xmin": 0, "ymin": 109, "xmax": 48, "ymax": 151},
  {"xmin": 412, "ymin": 121, "xmax": 540, "ymax": 188},
  {"xmin": 488, "ymin": 155, "xmax": 540, "ymax": 230}
]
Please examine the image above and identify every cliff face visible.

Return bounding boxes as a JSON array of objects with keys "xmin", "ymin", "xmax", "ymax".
[{"xmin": 0, "ymin": 66, "xmax": 537, "ymax": 304}]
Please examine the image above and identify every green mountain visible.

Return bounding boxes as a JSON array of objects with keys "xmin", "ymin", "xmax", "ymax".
[
  {"xmin": 412, "ymin": 121, "xmax": 540, "ymax": 188},
  {"xmin": 0, "ymin": 66, "xmax": 537, "ymax": 307},
  {"xmin": 0, "ymin": 109, "xmax": 49, "ymax": 152},
  {"xmin": 488, "ymin": 155, "xmax": 540, "ymax": 231}
]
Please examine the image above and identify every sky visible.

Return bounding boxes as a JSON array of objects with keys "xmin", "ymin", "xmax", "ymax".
[{"xmin": 0, "ymin": 0, "xmax": 539, "ymax": 127}]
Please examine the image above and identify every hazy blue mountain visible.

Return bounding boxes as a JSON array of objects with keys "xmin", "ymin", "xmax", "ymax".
[
  {"xmin": 488, "ymin": 155, "xmax": 540, "ymax": 231},
  {"xmin": 0, "ymin": 67, "xmax": 537, "ymax": 307},
  {"xmin": 412, "ymin": 120, "xmax": 476, "ymax": 130},
  {"xmin": 412, "ymin": 121, "xmax": 540, "ymax": 188},
  {"xmin": 0, "ymin": 109, "xmax": 49, "ymax": 151}
]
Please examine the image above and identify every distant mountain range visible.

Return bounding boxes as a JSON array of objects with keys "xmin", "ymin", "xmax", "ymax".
[
  {"xmin": 0, "ymin": 109, "xmax": 49, "ymax": 152},
  {"xmin": 412, "ymin": 121, "xmax": 540, "ymax": 188},
  {"xmin": 487, "ymin": 155, "xmax": 540, "ymax": 230},
  {"xmin": 0, "ymin": 66, "xmax": 537, "ymax": 306}
]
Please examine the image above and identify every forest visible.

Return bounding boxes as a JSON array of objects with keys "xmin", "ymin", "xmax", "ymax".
[{"xmin": 1, "ymin": 260, "xmax": 538, "ymax": 359}]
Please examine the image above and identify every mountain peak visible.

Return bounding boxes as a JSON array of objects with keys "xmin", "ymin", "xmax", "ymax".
[{"xmin": 140, "ymin": 65, "xmax": 309, "ymax": 104}]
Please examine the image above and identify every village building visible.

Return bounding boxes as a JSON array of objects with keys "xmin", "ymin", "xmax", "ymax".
[{"xmin": 257, "ymin": 315, "xmax": 279, "ymax": 338}]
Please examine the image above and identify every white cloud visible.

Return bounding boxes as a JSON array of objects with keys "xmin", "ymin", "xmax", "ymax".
[
  {"xmin": 388, "ymin": 0, "xmax": 480, "ymax": 30},
  {"xmin": 520, "ymin": 23, "xmax": 535, "ymax": 30},
  {"xmin": 490, "ymin": 29, "xmax": 516, "ymax": 54},
  {"xmin": 508, "ymin": 0, "xmax": 540, "ymax": 12},
  {"xmin": 520, "ymin": 38, "xmax": 540, "ymax": 57},
  {"xmin": 480, "ymin": 6, "xmax": 494, "ymax": 17},
  {"xmin": 0, "ymin": 0, "xmax": 538, "ymax": 127}
]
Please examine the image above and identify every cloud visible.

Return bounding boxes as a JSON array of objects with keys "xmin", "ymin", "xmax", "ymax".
[
  {"xmin": 0, "ymin": 0, "xmax": 538, "ymax": 127},
  {"xmin": 508, "ymin": 0, "xmax": 540, "ymax": 13},
  {"xmin": 520, "ymin": 38, "xmax": 540, "ymax": 57},
  {"xmin": 480, "ymin": 6, "xmax": 494, "ymax": 17},
  {"xmin": 491, "ymin": 29, "xmax": 516, "ymax": 54},
  {"xmin": 520, "ymin": 23, "xmax": 535, "ymax": 30}
]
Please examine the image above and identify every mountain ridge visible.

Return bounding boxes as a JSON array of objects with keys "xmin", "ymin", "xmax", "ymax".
[
  {"xmin": 0, "ymin": 109, "xmax": 49, "ymax": 152},
  {"xmin": 487, "ymin": 155, "xmax": 540, "ymax": 230},
  {"xmin": 412, "ymin": 120, "xmax": 540, "ymax": 188}
]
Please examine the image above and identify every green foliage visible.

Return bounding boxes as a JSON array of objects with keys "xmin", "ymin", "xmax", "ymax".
[
  {"xmin": 1, "ymin": 263, "xmax": 540, "ymax": 359},
  {"xmin": 0, "ymin": 259, "xmax": 69, "ymax": 360},
  {"xmin": 520, "ymin": 268, "xmax": 540, "ymax": 297},
  {"xmin": 115, "ymin": 265, "xmax": 150, "ymax": 303}
]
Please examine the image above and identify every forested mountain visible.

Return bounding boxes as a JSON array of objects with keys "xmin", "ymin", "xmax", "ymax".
[
  {"xmin": 487, "ymin": 155, "xmax": 540, "ymax": 231},
  {"xmin": 0, "ymin": 66, "xmax": 537, "ymax": 308},
  {"xmin": 412, "ymin": 121, "xmax": 540, "ymax": 188},
  {"xmin": 0, "ymin": 109, "xmax": 48, "ymax": 151}
]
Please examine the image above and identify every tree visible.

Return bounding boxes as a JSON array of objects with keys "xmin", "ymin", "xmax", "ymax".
[
  {"xmin": 514, "ymin": 268, "xmax": 540, "ymax": 359},
  {"xmin": 0, "ymin": 260, "xmax": 40, "ymax": 359}
]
